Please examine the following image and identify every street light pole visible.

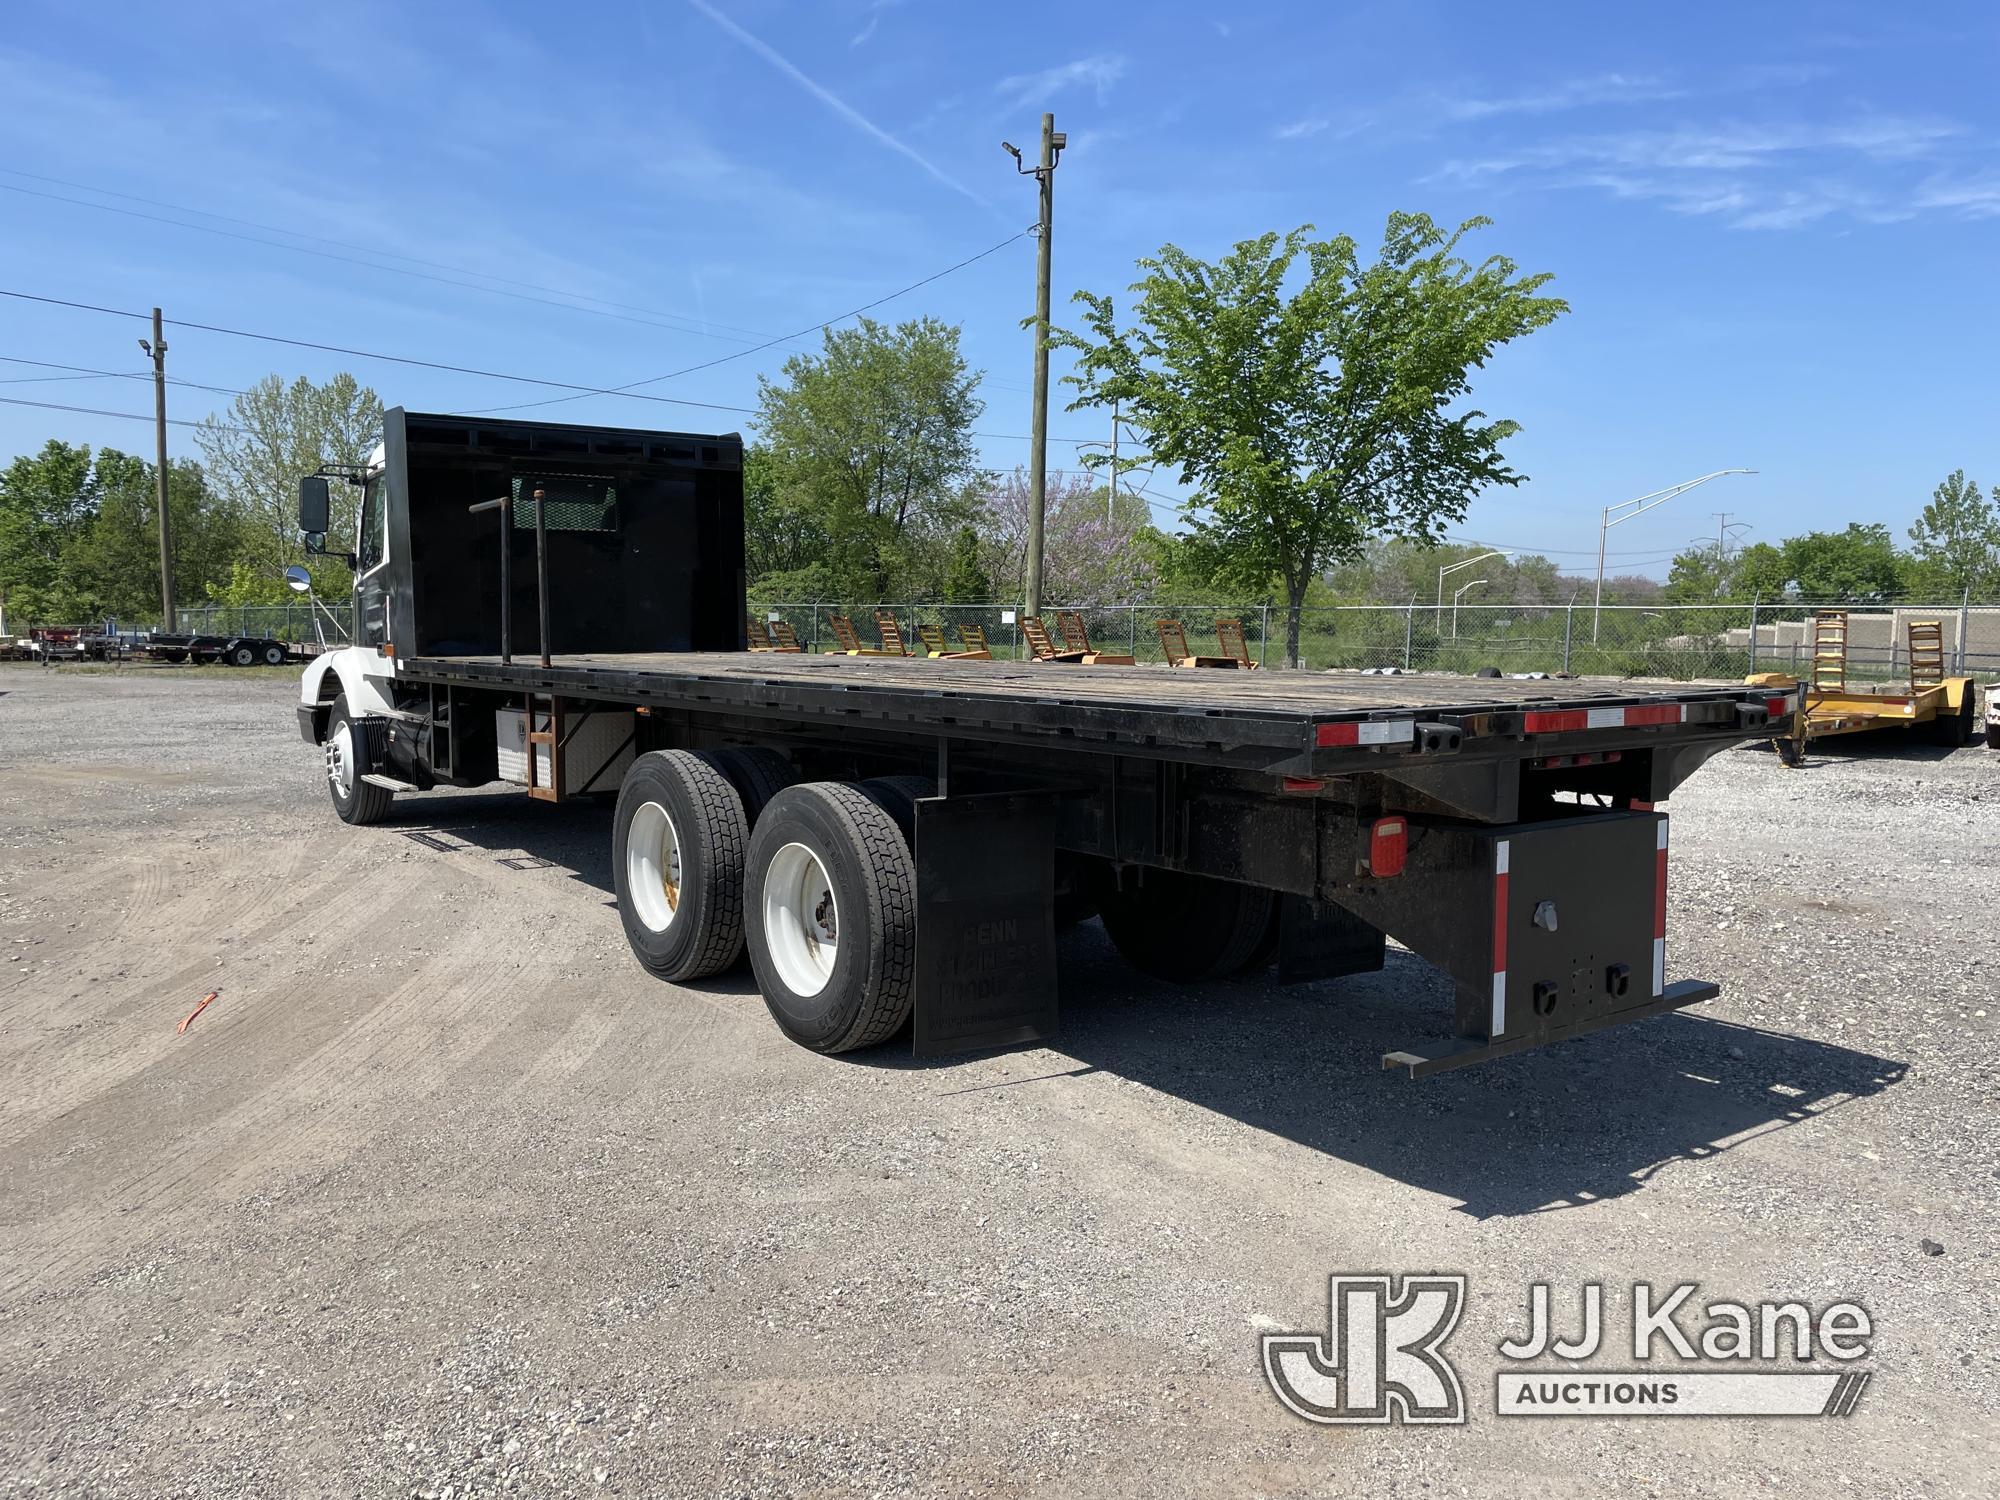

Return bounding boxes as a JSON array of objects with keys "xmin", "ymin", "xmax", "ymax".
[
  {"xmin": 1592, "ymin": 469, "xmax": 1756, "ymax": 642},
  {"xmin": 1438, "ymin": 549, "xmax": 1512, "ymax": 628},
  {"xmin": 1452, "ymin": 578, "xmax": 1486, "ymax": 640},
  {"xmin": 138, "ymin": 308, "xmax": 174, "ymax": 628}
]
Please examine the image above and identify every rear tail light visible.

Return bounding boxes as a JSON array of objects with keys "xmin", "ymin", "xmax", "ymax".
[{"xmin": 1367, "ymin": 816, "xmax": 1407, "ymax": 878}]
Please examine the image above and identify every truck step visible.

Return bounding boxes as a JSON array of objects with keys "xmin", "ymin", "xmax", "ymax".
[{"xmin": 361, "ymin": 772, "xmax": 418, "ymax": 792}]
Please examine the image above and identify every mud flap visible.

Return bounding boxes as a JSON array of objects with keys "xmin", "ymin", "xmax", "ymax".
[
  {"xmin": 912, "ymin": 791, "xmax": 1059, "ymax": 1057},
  {"xmin": 1276, "ymin": 896, "xmax": 1386, "ymax": 985}
]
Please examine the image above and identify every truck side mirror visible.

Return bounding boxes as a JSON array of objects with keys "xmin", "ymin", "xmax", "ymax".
[{"xmin": 298, "ymin": 475, "xmax": 331, "ymax": 535}]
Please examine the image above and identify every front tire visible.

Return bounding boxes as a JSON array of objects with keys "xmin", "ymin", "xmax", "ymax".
[
  {"xmin": 326, "ymin": 694, "xmax": 394, "ymax": 825},
  {"xmin": 745, "ymin": 782, "xmax": 915, "ymax": 1053},
  {"xmin": 613, "ymin": 750, "xmax": 749, "ymax": 981}
]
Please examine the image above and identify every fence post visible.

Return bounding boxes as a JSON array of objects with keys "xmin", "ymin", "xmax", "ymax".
[
  {"xmin": 1129, "ymin": 605, "xmax": 1137, "ymax": 659},
  {"xmin": 1562, "ymin": 603, "xmax": 1574, "ymax": 676},
  {"xmin": 1402, "ymin": 603, "xmax": 1414, "ymax": 670},
  {"xmin": 1958, "ymin": 587, "xmax": 1971, "ymax": 673},
  {"xmin": 810, "ymin": 603, "xmax": 821, "ymax": 654},
  {"xmin": 1747, "ymin": 595, "xmax": 1759, "ymax": 673},
  {"xmin": 1260, "ymin": 603, "xmax": 1270, "ymax": 668}
]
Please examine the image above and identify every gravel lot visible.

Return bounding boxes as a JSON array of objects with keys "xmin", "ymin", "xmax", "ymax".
[{"xmin": 1, "ymin": 665, "xmax": 1994, "ymax": 1497}]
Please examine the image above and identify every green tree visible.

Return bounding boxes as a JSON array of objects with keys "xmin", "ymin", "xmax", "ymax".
[
  {"xmin": 942, "ymin": 526, "xmax": 992, "ymax": 603},
  {"xmin": 755, "ymin": 317, "xmax": 984, "ymax": 602},
  {"xmin": 1906, "ymin": 469, "xmax": 2000, "ymax": 597},
  {"xmin": 742, "ymin": 445, "xmax": 829, "ymax": 593},
  {"xmin": 0, "ymin": 440, "xmax": 97, "ymax": 622},
  {"xmin": 77, "ymin": 452, "xmax": 239, "ymax": 620},
  {"xmin": 194, "ymin": 372, "xmax": 383, "ymax": 595},
  {"xmin": 1782, "ymin": 524, "xmax": 1908, "ymax": 601},
  {"xmin": 1052, "ymin": 213, "xmax": 1566, "ymax": 664}
]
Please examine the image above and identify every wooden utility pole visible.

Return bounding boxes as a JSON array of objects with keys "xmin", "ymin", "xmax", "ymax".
[
  {"xmin": 1011, "ymin": 113, "xmax": 1063, "ymax": 618},
  {"xmin": 140, "ymin": 308, "xmax": 174, "ymax": 627}
]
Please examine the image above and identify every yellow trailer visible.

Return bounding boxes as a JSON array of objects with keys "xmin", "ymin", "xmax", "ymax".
[{"xmin": 1748, "ymin": 612, "xmax": 1979, "ymax": 765}]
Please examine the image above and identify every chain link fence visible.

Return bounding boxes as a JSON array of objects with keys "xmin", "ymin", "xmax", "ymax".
[{"xmin": 750, "ymin": 599, "xmax": 2000, "ymax": 681}]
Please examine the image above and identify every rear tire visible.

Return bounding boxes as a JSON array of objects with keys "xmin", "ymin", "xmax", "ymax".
[
  {"xmin": 1987, "ymin": 722, "xmax": 2000, "ymax": 750},
  {"xmin": 698, "ymin": 746, "xmax": 799, "ymax": 826},
  {"xmin": 746, "ymin": 782, "xmax": 915, "ymax": 1053},
  {"xmin": 326, "ymin": 694, "xmax": 394, "ymax": 826},
  {"xmin": 613, "ymin": 750, "xmax": 749, "ymax": 981},
  {"xmin": 261, "ymin": 642, "xmax": 286, "ymax": 666},
  {"xmin": 857, "ymin": 774, "xmax": 936, "ymax": 844},
  {"xmin": 227, "ymin": 643, "xmax": 257, "ymax": 667},
  {"xmin": 1099, "ymin": 870, "xmax": 1278, "ymax": 983},
  {"xmin": 1930, "ymin": 690, "xmax": 1976, "ymax": 747}
]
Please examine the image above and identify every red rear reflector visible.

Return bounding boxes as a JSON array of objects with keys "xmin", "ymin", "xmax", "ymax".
[
  {"xmin": 1765, "ymin": 696, "xmax": 1790, "ymax": 717},
  {"xmin": 1523, "ymin": 709, "xmax": 1587, "ymax": 734},
  {"xmin": 1623, "ymin": 703, "xmax": 1682, "ymax": 727},
  {"xmin": 1282, "ymin": 776, "xmax": 1325, "ymax": 793},
  {"xmin": 1317, "ymin": 722, "xmax": 1360, "ymax": 747},
  {"xmin": 1367, "ymin": 816, "xmax": 1407, "ymax": 879}
]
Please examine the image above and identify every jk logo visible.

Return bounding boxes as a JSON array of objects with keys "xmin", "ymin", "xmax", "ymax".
[{"xmin": 1262, "ymin": 1274, "xmax": 1467, "ymax": 1424}]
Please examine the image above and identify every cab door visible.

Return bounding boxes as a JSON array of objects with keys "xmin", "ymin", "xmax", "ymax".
[{"xmin": 355, "ymin": 475, "xmax": 390, "ymax": 649}]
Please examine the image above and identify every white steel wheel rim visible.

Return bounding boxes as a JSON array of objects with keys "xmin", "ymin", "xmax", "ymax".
[
  {"xmin": 764, "ymin": 841, "xmax": 838, "ymax": 997},
  {"xmin": 628, "ymin": 801, "xmax": 684, "ymax": 933},
  {"xmin": 327, "ymin": 722, "xmax": 355, "ymax": 797}
]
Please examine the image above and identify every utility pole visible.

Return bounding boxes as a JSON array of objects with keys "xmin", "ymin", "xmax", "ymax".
[
  {"xmin": 138, "ymin": 308, "xmax": 174, "ymax": 628},
  {"xmin": 1107, "ymin": 399, "xmax": 1118, "ymax": 525},
  {"xmin": 1004, "ymin": 114, "xmax": 1064, "ymax": 617}
]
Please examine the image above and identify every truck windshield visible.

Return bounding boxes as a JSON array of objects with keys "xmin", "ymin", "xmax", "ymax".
[{"xmin": 358, "ymin": 478, "xmax": 388, "ymax": 572}]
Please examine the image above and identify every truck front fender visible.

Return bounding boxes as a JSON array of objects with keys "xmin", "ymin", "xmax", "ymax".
[{"xmin": 298, "ymin": 646, "xmax": 398, "ymax": 742}]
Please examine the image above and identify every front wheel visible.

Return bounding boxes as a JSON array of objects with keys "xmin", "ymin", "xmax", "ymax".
[
  {"xmin": 227, "ymin": 643, "xmax": 257, "ymax": 667},
  {"xmin": 613, "ymin": 750, "xmax": 749, "ymax": 981},
  {"xmin": 326, "ymin": 694, "xmax": 394, "ymax": 825},
  {"xmin": 745, "ymin": 782, "xmax": 915, "ymax": 1053}
]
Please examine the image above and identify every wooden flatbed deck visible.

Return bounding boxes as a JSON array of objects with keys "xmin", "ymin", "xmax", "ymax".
[{"xmin": 404, "ymin": 651, "xmax": 1770, "ymax": 775}]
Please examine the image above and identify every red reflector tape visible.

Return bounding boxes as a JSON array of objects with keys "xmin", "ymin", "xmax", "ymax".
[
  {"xmin": 1316, "ymin": 719, "xmax": 1410, "ymax": 748},
  {"xmin": 1623, "ymin": 703, "xmax": 1685, "ymax": 727},
  {"xmin": 1525, "ymin": 703, "xmax": 1686, "ymax": 734},
  {"xmin": 1522, "ymin": 709, "xmax": 1587, "ymax": 734}
]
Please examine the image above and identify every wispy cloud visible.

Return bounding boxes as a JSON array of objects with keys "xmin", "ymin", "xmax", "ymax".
[
  {"xmin": 1912, "ymin": 171, "xmax": 2000, "ymax": 219},
  {"xmin": 1440, "ymin": 72, "xmax": 1685, "ymax": 122},
  {"xmin": 1429, "ymin": 115, "xmax": 1967, "ymax": 230},
  {"xmin": 1275, "ymin": 116, "xmax": 1330, "ymax": 141},
  {"xmin": 686, "ymin": 0, "xmax": 991, "ymax": 210},
  {"xmin": 994, "ymin": 55, "xmax": 1127, "ymax": 111}
]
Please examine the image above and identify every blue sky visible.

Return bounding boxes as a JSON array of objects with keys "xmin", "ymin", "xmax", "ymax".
[{"xmin": 2, "ymin": 0, "xmax": 1995, "ymax": 580}]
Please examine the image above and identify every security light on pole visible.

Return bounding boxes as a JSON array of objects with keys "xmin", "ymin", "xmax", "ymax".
[
  {"xmin": 1438, "ymin": 550, "xmax": 1511, "ymax": 626},
  {"xmin": 1592, "ymin": 470, "xmax": 1756, "ymax": 642},
  {"xmin": 1452, "ymin": 578, "xmax": 1487, "ymax": 640}
]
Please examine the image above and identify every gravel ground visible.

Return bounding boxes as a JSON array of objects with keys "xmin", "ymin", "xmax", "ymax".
[{"xmin": 1, "ymin": 664, "xmax": 1995, "ymax": 1498}]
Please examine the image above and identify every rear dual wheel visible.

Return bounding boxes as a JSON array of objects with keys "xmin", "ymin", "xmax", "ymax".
[
  {"xmin": 613, "ymin": 750, "xmax": 749, "ymax": 981},
  {"xmin": 746, "ymin": 782, "xmax": 916, "ymax": 1054},
  {"xmin": 1099, "ymin": 870, "xmax": 1279, "ymax": 983}
]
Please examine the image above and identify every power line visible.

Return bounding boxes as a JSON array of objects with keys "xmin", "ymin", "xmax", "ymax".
[
  {"xmin": 0, "ymin": 394, "xmax": 240, "ymax": 432},
  {"xmin": 3, "ymin": 169, "xmax": 1042, "ymax": 390},
  {"xmin": 466, "ymin": 230, "xmax": 1031, "ymax": 415},
  {"xmin": 0, "ymin": 288, "xmax": 1090, "ymax": 441},
  {"xmin": 0, "ymin": 177, "xmax": 807, "ymax": 349},
  {"xmin": 0, "ymin": 353, "xmax": 245, "ymax": 397}
]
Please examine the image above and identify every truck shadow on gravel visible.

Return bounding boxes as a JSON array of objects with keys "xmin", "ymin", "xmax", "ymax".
[
  {"xmin": 1033, "ymin": 925, "xmax": 1907, "ymax": 1220},
  {"xmin": 382, "ymin": 795, "xmax": 1907, "ymax": 1221}
]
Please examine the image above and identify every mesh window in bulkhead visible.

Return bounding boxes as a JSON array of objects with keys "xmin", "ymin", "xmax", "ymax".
[{"xmin": 510, "ymin": 474, "xmax": 619, "ymax": 532}]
